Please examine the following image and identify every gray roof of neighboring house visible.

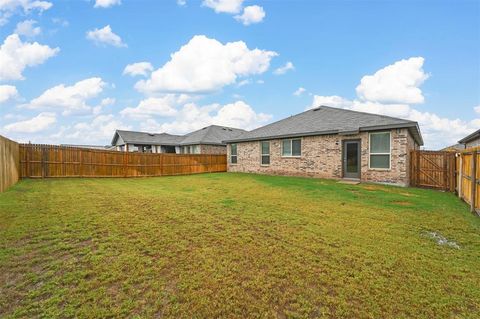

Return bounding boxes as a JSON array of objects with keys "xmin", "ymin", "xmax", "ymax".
[
  {"xmin": 112, "ymin": 130, "xmax": 184, "ymax": 146},
  {"xmin": 180, "ymin": 125, "xmax": 246, "ymax": 146},
  {"xmin": 458, "ymin": 129, "xmax": 480, "ymax": 144},
  {"xmin": 224, "ymin": 105, "xmax": 424, "ymax": 145},
  {"xmin": 60, "ymin": 144, "xmax": 111, "ymax": 150},
  {"xmin": 111, "ymin": 125, "xmax": 246, "ymax": 146},
  {"xmin": 440, "ymin": 143, "xmax": 465, "ymax": 151}
]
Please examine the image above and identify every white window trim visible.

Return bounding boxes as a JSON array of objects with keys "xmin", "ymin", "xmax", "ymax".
[
  {"xmin": 281, "ymin": 138, "xmax": 302, "ymax": 158},
  {"xmin": 369, "ymin": 131, "xmax": 391, "ymax": 170},
  {"xmin": 260, "ymin": 141, "xmax": 270, "ymax": 166},
  {"xmin": 230, "ymin": 144, "xmax": 238, "ymax": 165}
]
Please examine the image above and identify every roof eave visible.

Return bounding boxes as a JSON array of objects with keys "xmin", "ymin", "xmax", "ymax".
[
  {"xmin": 179, "ymin": 142, "xmax": 226, "ymax": 146},
  {"xmin": 359, "ymin": 122, "xmax": 424, "ymax": 146},
  {"xmin": 458, "ymin": 129, "xmax": 480, "ymax": 144},
  {"xmin": 224, "ymin": 130, "xmax": 340, "ymax": 143},
  {"xmin": 224, "ymin": 122, "xmax": 423, "ymax": 144}
]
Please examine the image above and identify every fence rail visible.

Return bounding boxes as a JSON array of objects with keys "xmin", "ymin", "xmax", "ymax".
[
  {"xmin": 0, "ymin": 135, "xmax": 20, "ymax": 192},
  {"xmin": 19, "ymin": 144, "xmax": 227, "ymax": 178}
]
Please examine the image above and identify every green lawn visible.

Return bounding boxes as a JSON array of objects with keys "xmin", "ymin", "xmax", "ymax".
[{"xmin": 0, "ymin": 173, "xmax": 479, "ymax": 318}]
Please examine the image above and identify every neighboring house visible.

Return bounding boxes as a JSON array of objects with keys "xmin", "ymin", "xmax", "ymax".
[
  {"xmin": 60, "ymin": 144, "xmax": 113, "ymax": 150},
  {"xmin": 224, "ymin": 106, "xmax": 423, "ymax": 186},
  {"xmin": 111, "ymin": 125, "xmax": 246, "ymax": 154},
  {"xmin": 458, "ymin": 129, "xmax": 480, "ymax": 149},
  {"xmin": 441, "ymin": 143, "xmax": 465, "ymax": 152}
]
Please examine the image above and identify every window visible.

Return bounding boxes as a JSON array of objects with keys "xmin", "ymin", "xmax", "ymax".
[
  {"xmin": 282, "ymin": 138, "xmax": 301, "ymax": 157},
  {"xmin": 192, "ymin": 145, "xmax": 200, "ymax": 154},
  {"xmin": 261, "ymin": 141, "xmax": 270, "ymax": 165},
  {"xmin": 230, "ymin": 144, "xmax": 237, "ymax": 164},
  {"xmin": 369, "ymin": 132, "xmax": 391, "ymax": 169}
]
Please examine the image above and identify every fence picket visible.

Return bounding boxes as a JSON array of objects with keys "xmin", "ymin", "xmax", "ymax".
[{"xmin": 18, "ymin": 144, "xmax": 227, "ymax": 179}]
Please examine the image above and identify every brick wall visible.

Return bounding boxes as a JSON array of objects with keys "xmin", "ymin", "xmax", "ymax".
[
  {"xmin": 227, "ymin": 128, "xmax": 416, "ymax": 186},
  {"xmin": 200, "ymin": 144, "xmax": 227, "ymax": 154}
]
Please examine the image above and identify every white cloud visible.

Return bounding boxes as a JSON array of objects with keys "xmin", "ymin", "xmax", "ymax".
[
  {"xmin": 52, "ymin": 17, "xmax": 69, "ymax": 27},
  {"xmin": 4, "ymin": 112, "xmax": 56, "ymax": 133},
  {"xmin": 0, "ymin": 34, "xmax": 59, "ymax": 81},
  {"xmin": 235, "ymin": 5, "xmax": 265, "ymax": 25},
  {"xmin": 202, "ymin": 0, "xmax": 243, "ymax": 13},
  {"xmin": 25, "ymin": 77, "xmax": 107, "ymax": 115},
  {"xmin": 86, "ymin": 25, "xmax": 126, "ymax": 48},
  {"xmin": 0, "ymin": 85, "xmax": 18, "ymax": 103},
  {"xmin": 0, "ymin": 0, "xmax": 52, "ymax": 26},
  {"xmin": 293, "ymin": 87, "xmax": 306, "ymax": 96},
  {"xmin": 64, "ymin": 114, "xmax": 131, "ymax": 144},
  {"xmin": 356, "ymin": 57, "xmax": 429, "ymax": 104},
  {"xmin": 15, "ymin": 19, "xmax": 41, "ymax": 37},
  {"xmin": 92, "ymin": 97, "xmax": 115, "ymax": 115},
  {"xmin": 237, "ymin": 79, "xmax": 250, "ymax": 87},
  {"xmin": 94, "ymin": 0, "xmax": 121, "ymax": 8},
  {"xmin": 177, "ymin": 0, "xmax": 186, "ymax": 6},
  {"xmin": 144, "ymin": 100, "xmax": 271, "ymax": 134},
  {"xmin": 474, "ymin": 105, "xmax": 480, "ymax": 114},
  {"xmin": 273, "ymin": 61, "xmax": 294, "ymax": 75},
  {"xmin": 123, "ymin": 62, "xmax": 153, "ymax": 77},
  {"xmin": 310, "ymin": 95, "xmax": 353, "ymax": 109},
  {"xmin": 120, "ymin": 95, "xmax": 184, "ymax": 119},
  {"xmin": 135, "ymin": 35, "xmax": 277, "ymax": 94},
  {"xmin": 308, "ymin": 57, "xmax": 479, "ymax": 149}
]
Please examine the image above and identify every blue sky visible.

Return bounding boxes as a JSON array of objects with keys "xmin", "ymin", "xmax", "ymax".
[{"xmin": 0, "ymin": 0, "xmax": 478, "ymax": 149}]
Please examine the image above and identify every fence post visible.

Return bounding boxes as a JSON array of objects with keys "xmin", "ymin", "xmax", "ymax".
[
  {"xmin": 123, "ymin": 150, "xmax": 128, "ymax": 177},
  {"xmin": 160, "ymin": 153, "xmax": 163, "ymax": 176},
  {"xmin": 78, "ymin": 149, "xmax": 82, "ymax": 177},
  {"xmin": 457, "ymin": 154, "xmax": 462, "ymax": 198},
  {"xmin": 471, "ymin": 150, "xmax": 477, "ymax": 213},
  {"xmin": 41, "ymin": 146, "xmax": 46, "ymax": 178},
  {"xmin": 415, "ymin": 150, "xmax": 419, "ymax": 187},
  {"xmin": 443, "ymin": 152, "xmax": 448, "ymax": 191}
]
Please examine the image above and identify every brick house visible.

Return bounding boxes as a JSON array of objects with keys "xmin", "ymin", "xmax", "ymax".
[
  {"xmin": 224, "ymin": 106, "xmax": 423, "ymax": 186},
  {"xmin": 111, "ymin": 125, "xmax": 246, "ymax": 154},
  {"xmin": 458, "ymin": 129, "xmax": 480, "ymax": 149}
]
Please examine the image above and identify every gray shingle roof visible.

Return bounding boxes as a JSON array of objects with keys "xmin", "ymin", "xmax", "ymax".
[
  {"xmin": 458, "ymin": 129, "xmax": 480, "ymax": 144},
  {"xmin": 112, "ymin": 125, "xmax": 246, "ymax": 146},
  {"xmin": 224, "ymin": 106, "xmax": 423, "ymax": 145},
  {"xmin": 180, "ymin": 125, "xmax": 246, "ymax": 146},
  {"xmin": 112, "ymin": 131, "xmax": 184, "ymax": 146}
]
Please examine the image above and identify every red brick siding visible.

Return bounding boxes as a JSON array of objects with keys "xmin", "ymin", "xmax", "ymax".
[{"xmin": 227, "ymin": 128, "xmax": 417, "ymax": 186}]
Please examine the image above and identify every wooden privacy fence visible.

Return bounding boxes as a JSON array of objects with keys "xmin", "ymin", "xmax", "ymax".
[
  {"xmin": 410, "ymin": 150, "xmax": 456, "ymax": 192},
  {"xmin": 19, "ymin": 144, "xmax": 227, "ymax": 178},
  {"xmin": 457, "ymin": 148, "xmax": 480, "ymax": 215},
  {"xmin": 0, "ymin": 135, "xmax": 20, "ymax": 192}
]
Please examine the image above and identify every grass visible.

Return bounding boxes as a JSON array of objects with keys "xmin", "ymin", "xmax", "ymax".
[{"xmin": 0, "ymin": 173, "xmax": 479, "ymax": 318}]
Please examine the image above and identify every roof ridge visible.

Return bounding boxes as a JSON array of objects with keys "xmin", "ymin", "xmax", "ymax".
[{"xmin": 116, "ymin": 129, "xmax": 183, "ymax": 137}]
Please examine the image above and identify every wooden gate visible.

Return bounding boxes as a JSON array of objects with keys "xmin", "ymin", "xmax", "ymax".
[
  {"xmin": 410, "ymin": 150, "xmax": 456, "ymax": 191},
  {"xmin": 457, "ymin": 148, "xmax": 480, "ymax": 215}
]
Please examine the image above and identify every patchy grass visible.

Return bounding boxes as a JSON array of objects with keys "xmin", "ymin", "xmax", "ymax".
[{"xmin": 0, "ymin": 173, "xmax": 479, "ymax": 318}]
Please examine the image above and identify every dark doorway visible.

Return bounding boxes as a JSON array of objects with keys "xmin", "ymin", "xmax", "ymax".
[{"xmin": 343, "ymin": 140, "xmax": 361, "ymax": 179}]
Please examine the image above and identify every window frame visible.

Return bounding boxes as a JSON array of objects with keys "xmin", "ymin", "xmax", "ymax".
[
  {"xmin": 260, "ymin": 141, "xmax": 270, "ymax": 166},
  {"xmin": 230, "ymin": 143, "xmax": 238, "ymax": 164},
  {"xmin": 369, "ymin": 131, "xmax": 391, "ymax": 170},
  {"xmin": 281, "ymin": 138, "xmax": 302, "ymax": 157}
]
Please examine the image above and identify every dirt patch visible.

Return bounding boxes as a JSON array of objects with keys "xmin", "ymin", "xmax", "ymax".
[{"xmin": 423, "ymin": 231, "xmax": 461, "ymax": 249}]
